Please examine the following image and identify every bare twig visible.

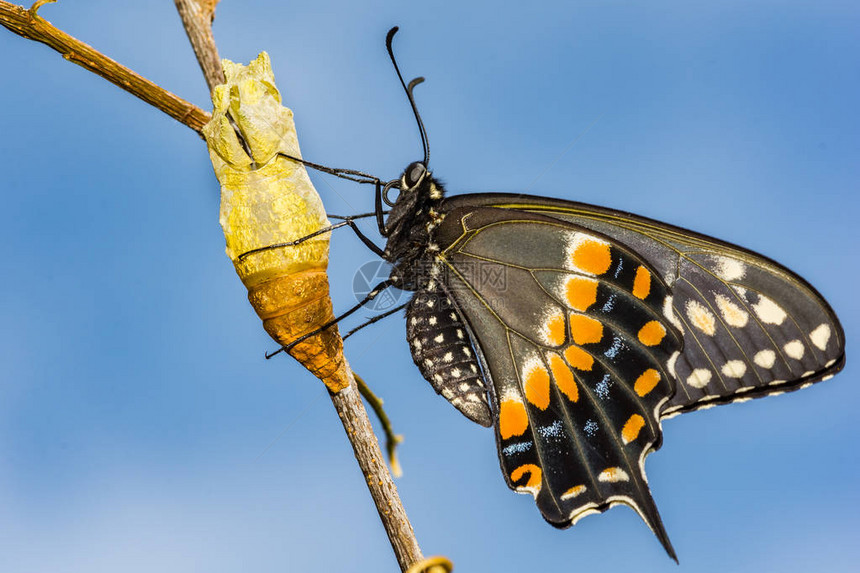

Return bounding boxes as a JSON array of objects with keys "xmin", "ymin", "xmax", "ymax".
[
  {"xmin": 356, "ymin": 372, "xmax": 404, "ymax": 478},
  {"xmin": 174, "ymin": 0, "xmax": 224, "ymax": 92},
  {"xmin": 332, "ymin": 368, "xmax": 423, "ymax": 569},
  {"xmin": 0, "ymin": 0, "xmax": 210, "ymax": 133}
]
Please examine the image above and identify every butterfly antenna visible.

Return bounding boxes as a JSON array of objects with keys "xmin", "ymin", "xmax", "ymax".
[{"xmin": 386, "ymin": 26, "xmax": 430, "ymax": 165}]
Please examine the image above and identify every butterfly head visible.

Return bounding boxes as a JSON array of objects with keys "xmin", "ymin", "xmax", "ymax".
[
  {"xmin": 399, "ymin": 160, "xmax": 443, "ymax": 199},
  {"xmin": 383, "ymin": 160, "xmax": 445, "ymax": 239}
]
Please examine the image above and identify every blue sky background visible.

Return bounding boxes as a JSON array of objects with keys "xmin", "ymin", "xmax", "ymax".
[{"xmin": 1, "ymin": 1, "xmax": 858, "ymax": 571}]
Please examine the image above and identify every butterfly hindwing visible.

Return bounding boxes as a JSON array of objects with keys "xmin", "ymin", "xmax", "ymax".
[
  {"xmin": 438, "ymin": 194, "xmax": 845, "ymax": 419},
  {"xmin": 431, "ymin": 206, "xmax": 682, "ymax": 557}
]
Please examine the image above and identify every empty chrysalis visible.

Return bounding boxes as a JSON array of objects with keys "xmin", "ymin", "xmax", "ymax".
[{"xmin": 203, "ymin": 53, "xmax": 349, "ymax": 392}]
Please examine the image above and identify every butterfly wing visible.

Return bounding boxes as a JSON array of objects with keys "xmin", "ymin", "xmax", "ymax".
[
  {"xmin": 439, "ymin": 193, "xmax": 845, "ymax": 419},
  {"xmin": 431, "ymin": 206, "xmax": 685, "ymax": 558}
]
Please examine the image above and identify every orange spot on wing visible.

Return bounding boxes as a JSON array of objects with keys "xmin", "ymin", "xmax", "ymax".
[
  {"xmin": 564, "ymin": 345, "xmax": 594, "ymax": 371},
  {"xmin": 598, "ymin": 467, "xmax": 629, "ymax": 483},
  {"xmin": 565, "ymin": 277, "xmax": 599, "ymax": 311},
  {"xmin": 524, "ymin": 363, "xmax": 551, "ymax": 410},
  {"xmin": 571, "ymin": 239, "xmax": 612, "ymax": 275},
  {"xmin": 545, "ymin": 314, "xmax": 566, "ymax": 346},
  {"xmin": 634, "ymin": 369, "xmax": 661, "ymax": 397},
  {"xmin": 632, "ymin": 266, "xmax": 651, "ymax": 299},
  {"xmin": 638, "ymin": 320, "xmax": 667, "ymax": 346},
  {"xmin": 570, "ymin": 314, "xmax": 603, "ymax": 345},
  {"xmin": 511, "ymin": 463, "xmax": 542, "ymax": 492},
  {"xmin": 561, "ymin": 485, "xmax": 586, "ymax": 500},
  {"xmin": 548, "ymin": 353, "xmax": 578, "ymax": 402},
  {"xmin": 621, "ymin": 414, "xmax": 646, "ymax": 444},
  {"xmin": 499, "ymin": 399, "xmax": 529, "ymax": 439}
]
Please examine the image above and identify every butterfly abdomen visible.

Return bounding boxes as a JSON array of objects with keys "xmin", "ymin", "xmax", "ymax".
[{"xmin": 406, "ymin": 288, "xmax": 492, "ymax": 426}]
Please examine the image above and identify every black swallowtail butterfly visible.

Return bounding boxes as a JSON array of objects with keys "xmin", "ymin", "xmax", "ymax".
[{"xmin": 271, "ymin": 28, "xmax": 845, "ymax": 561}]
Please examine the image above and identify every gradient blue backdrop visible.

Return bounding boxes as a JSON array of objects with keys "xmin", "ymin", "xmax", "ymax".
[{"xmin": 1, "ymin": 1, "xmax": 858, "ymax": 571}]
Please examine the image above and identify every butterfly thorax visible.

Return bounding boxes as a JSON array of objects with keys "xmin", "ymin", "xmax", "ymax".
[{"xmin": 383, "ymin": 168, "xmax": 446, "ymax": 291}]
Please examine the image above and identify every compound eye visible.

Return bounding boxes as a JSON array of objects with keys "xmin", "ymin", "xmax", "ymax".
[{"xmin": 404, "ymin": 161, "xmax": 426, "ymax": 188}]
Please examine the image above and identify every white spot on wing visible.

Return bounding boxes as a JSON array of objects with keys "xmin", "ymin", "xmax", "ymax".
[
  {"xmin": 714, "ymin": 256, "xmax": 746, "ymax": 281},
  {"xmin": 667, "ymin": 351, "xmax": 680, "ymax": 378},
  {"xmin": 754, "ymin": 349, "xmax": 776, "ymax": 369},
  {"xmin": 663, "ymin": 296, "xmax": 684, "ymax": 333},
  {"xmin": 721, "ymin": 360, "xmax": 747, "ymax": 378},
  {"xmin": 753, "ymin": 295, "xmax": 787, "ymax": 325},
  {"xmin": 784, "ymin": 340, "xmax": 805, "ymax": 360},
  {"xmin": 810, "ymin": 323, "xmax": 831, "ymax": 351},
  {"xmin": 687, "ymin": 369, "xmax": 712, "ymax": 389},
  {"xmin": 686, "ymin": 300, "xmax": 716, "ymax": 336},
  {"xmin": 715, "ymin": 294, "xmax": 749, "ymax": 327}
]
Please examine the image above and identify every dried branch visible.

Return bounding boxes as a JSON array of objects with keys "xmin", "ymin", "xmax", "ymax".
[
  {"xmin": 174, "ymin": 0, "xmax": 224, "ymax": 92},
  {"xmin": 0, "ymin": 0, "xmax": 210, "ymax": 133},
  {"xmin": 331, "ymin": 371, "xmax": 423, "ymax": 568},
  {"xmin": 355, "ymin": 372, "xmax": 404, "ymax": 478}
]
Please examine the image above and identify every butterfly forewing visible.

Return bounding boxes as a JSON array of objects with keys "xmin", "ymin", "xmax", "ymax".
[
  {"xmin": 439, "ymin": 194, "xmax": 845, "ymax": 419},
  {"xmin": 434, "ymin": 207, "xmax": 683, "ymax": 557}
]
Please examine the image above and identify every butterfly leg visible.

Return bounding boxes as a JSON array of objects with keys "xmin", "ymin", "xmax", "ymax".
[
  {"xmin": 237, "ymin": 214, "xmax": 385, "ymax": 260},
  {"xmin": 237, "ymin": 220, "xmax": 350, "ymax": 261},
  {"xmin": 375, "ymin": 179, "xmax": 389, "ymax": 236},
  {"xmin": 328, "ymin": 213, "xmax": 386, "ymax": 257},
  {"xmin": 342, "ymin": 302, "xmax": 409, "ymax": 341},
  {"xmin": 267, "ymin": 279, "xmax": 395, "ymax": 359}
]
